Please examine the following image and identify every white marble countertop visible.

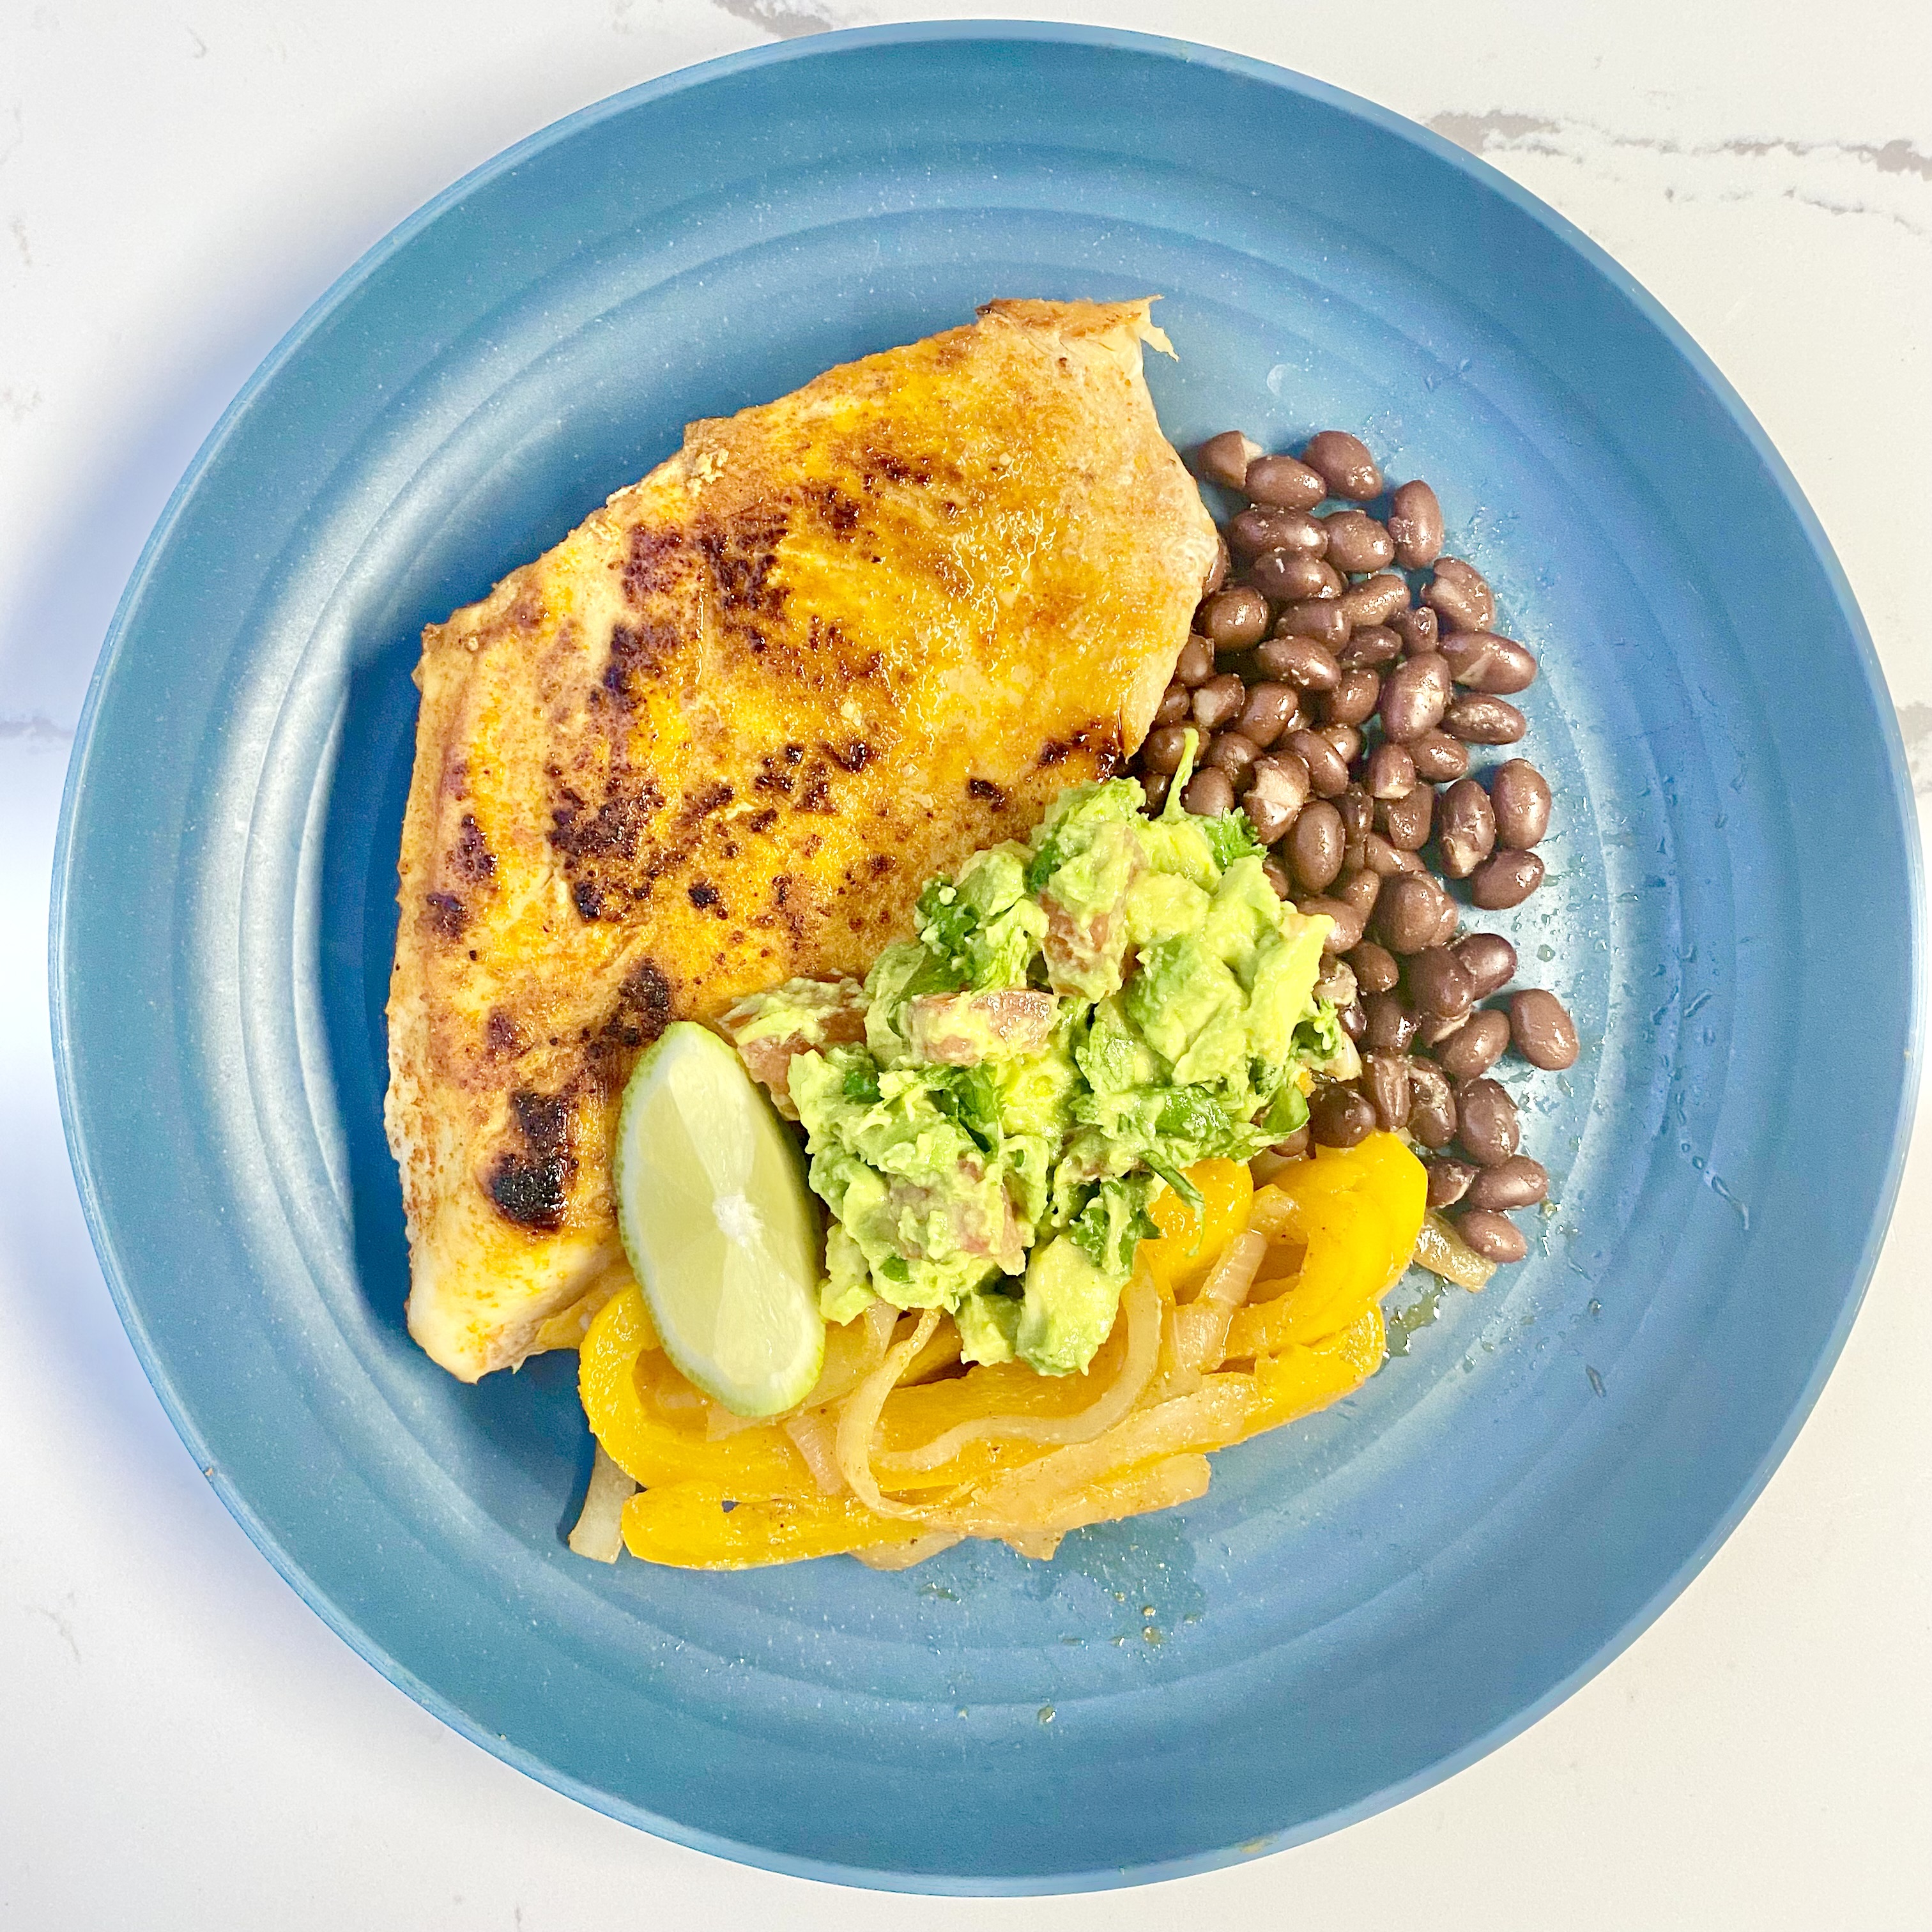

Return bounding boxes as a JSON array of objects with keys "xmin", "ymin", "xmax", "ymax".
[{"xmin": 3, "ymin": 4, "xmax": 1928, "ymax": 1926}]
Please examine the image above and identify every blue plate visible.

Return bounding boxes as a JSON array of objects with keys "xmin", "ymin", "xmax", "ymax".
[{"xmin": 49, "ymin": 24, "xmax": 1922, "ymax": 1892}]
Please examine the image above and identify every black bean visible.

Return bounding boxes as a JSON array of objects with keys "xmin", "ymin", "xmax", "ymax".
[
  {"xmin": 1261, "ymin": 857, "xmax": 1292, "ymax": 900},
  {"xmin": 1391, "ymin": 605, "xmax": 1440, "ymax": 655},
  {"xmin": 1338, "ymin": 572, "xmax": 1411, "ymax": 630},
  {"xmin": 1272, "ymin": 600, "xmax": 1351, "ymax": 649},
  {"xmin": 1154, "ymin": 680, "xmax": 1192, "ymax": 726},
  {"xmin": 1444, "ymin": 694, "xmax": 1528, "ymax": 744},
  {"xmin": 1199, "ymin": 586, "xmax": 1270, "ymax": 649},
  {"xmin": 1335, "ymin": 866, "xmax": 1383, "ymax": 915},
  {"xmin": 1175, "ymin": 633, "xmax": 1215, "ymax": 686},
  {"xmin": 1508, "ymin": 989, "xmax": 1579, "ymax": 1070},
  {"xmin": 1489, "ymin": 759, "xmax": 1551, "ymax": 849},
  {"xmin": 1229, "ymin": 503, "xmax": 1325, "ymax": 560},
  {"xmin": 1243, "ymin": 784, "xmax": 1297, "ymax": 846},
  {"xmin": 1313, "ymin": 957, "xmax": 1358, "ymax": 1009},
  {"xmin": 1436, "ymin": 776, "xmax": 1497, "ymax": 878},
  {"xmin": 1196, "ymin": 430, "xmax": 1261, "ymax": 490},
  {"xmin": 1405, "ymin": 946, "xmax": 1475, "ymax": 1020},
  {"xmin": 1255, "ymin": 635, "xmax": 1341, "ymax": 691},
  {"xmin": 1285, "ymin": 728, "xmax": 1349, "ymax": 799},
  {"xmin": 1234, "ymin": 680, "xmax": 1300, "ymax": 748},
  {"xmin": 1316, "ymin": 727, "xmax": 1361, "ymax": 774},
  {"xmin": 1139, "ymin": 724, "xmax": 1192, "ymax": 774},
  {"xmin": 1455, "ymin": 1077, "xmax": 1520, "ymax": 1167},
  {"xmin": 1413, "ymin": 1008, "xmax": 1470, "ymax": 1049},
  {"xmin": 1244, "ymin": 452, "xmax": 1328, "ymax": 510},
  {"xmin": 1335, "ymin": 785, "xmax": 1374, "ymax": 843},
  {"xmin": 1324, "ymin": 666, "xmax": 1381, "ymax": 727},
  {"xmin": 1321, "ymin": 510, "xmax": 1397, "ymax": 574},
  {"xmin": 1423, "ymin": 556, "xmax": 1496, "ymax": 632},
  {"xmin": 1379, "ymin": 652, "xmax": 1452, "ymax": 742},
  {"xmin": 1453, "ymin": 932, "xmax": 1517, "ymax": 1000},
  {"xmin": 1388, "ymin": 480, "xmax": 1445, "ymax": 568},
  {"xmin": 1248, "ymin": 749, "xmax": 1310, "ymax": 820},
  {"xmin": 1301, "ymin": 431, "xmax": 1383, "ymax": 502},
  {"xmin": 1270, "ymin": 1123, "xmax": 1312, "ymax": 1158},
  {"xmin": 1376, "ymin": 873, "xmax": 1446, "ymax": 953},
  {"xmin": 1425, "ymin": 1155, "xmax": 1477, "ymax": 1208},
  {"xmin": 1338, "ymin": 999, "xmax": 1367, "ymax": 1039},
  {"xmin": 1363, "ymin": 991, "xmax": 1418, "ymax": 1054},
  {"xmin": 1363, "ymin": 832, "xmax": 1424, "ymax": 876},
  {"xmin": 1365, "ymin": 742, "xmax": 1416, "ymax": 800},
  {"xmin": 1455, "ymin": 1208, "xmax": 1528, "ymax": 1263},
  {"xmin": 1298, "ymin": 896, "xmax": 1368, "ymax": 953},
  {"xmin": 1338, "ymin": 624, "xmax": 1404, "ymax": 670},
  {"xmin": 1362, "ymin": 1051, "xmax": 1413, "ymax": 1133},
  {"xmin": 1142, "ymin": 771, "xmax": 1171, "ymax": 811},
  {"xmin": 1287, "ymin": 800, "xmax": 1346, "ymax": 891},
  {"xmin": 1192, "ymin": 672, "xmax": 1247, "ymax": 732},
  {"xmin": 1204, "ymin": 730, "xmax": 1261, "ymax": 792},
  {"xmin": 1310, "ymin": 1083, "xmax": 1376, "ymax": 1148},
  {"xmin": 1436, "ymin": 1008, "xmax": 1510, "ymax": 1078},
  {"xmin": 1470, "ymin": 848, "xmax": 1544, "ymax": 910},
  {"xmin": 1409, "ymin": 728, "xmax": 1470, "ymax": 782},
  {"xmin": 1204, "ymin": 536, "xmax": 1230, "ymax": 594},
  {"xmin": 1407, "ymin": 1060, "xmax": 1457, "ymax": 1149},
  {"xmin": 1466, "ymin": 1156, "xmax": 1549, "ymax": 1211},
  {"xmin": 1181, "ymin": 765, "xmax": 1236, "ymax": 818},
  {"xmin": 1439, "ymin": 631, "xmax": 1537, "ymax": 694},
  {"xmin": 1344, "ymin": 941, "xmax": 1397, "ymax": 997},
  {"xmin": 1377, "ymin": 786, "xmax": 1434, "ymax": 851},
  {"xmin": 1249, "ymin": 548, "xmax": 1338, "ymax": 602}
]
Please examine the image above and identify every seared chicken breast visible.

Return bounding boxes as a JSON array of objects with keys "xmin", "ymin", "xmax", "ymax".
[{"xmin": 387, "ymin": 298, "xmax": 1219, "ymax": 1380}]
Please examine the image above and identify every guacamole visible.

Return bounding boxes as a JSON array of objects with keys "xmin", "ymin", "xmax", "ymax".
[{"xmin": 722, "ymin": 740, "xmax": 1349, "ymax": 1377}]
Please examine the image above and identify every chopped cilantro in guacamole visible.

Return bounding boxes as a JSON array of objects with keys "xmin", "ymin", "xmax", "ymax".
[{"xmin": 722, "ymin": 744, "xmax": 1339, "ymax": 1377}]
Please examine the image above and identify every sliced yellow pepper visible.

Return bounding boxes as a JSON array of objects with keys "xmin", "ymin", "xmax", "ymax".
[
  {"xmin": 621, "ymin": 1480, "xmax": 929, "ymax": 1568},
  {"xmin": 579, "ymin": 1287, "xmax": 810, "ymax": 1493},
  {"xmin": 1226, "ymin": 1136, "xmax": 1425, "ymax": 1354},
  {"xmin": 1239, "ymin": 1305, "xmax": 1386, "ymax": 1437},
  {"xmin": 1139, "ymin": 1158, "xmax": 1254, "ymax": 1298}
]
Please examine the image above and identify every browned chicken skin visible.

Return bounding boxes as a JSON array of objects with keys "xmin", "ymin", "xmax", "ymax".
[{"xmin": 386, "ymin": 298, "xmax": 1219, "ymax": 1380}]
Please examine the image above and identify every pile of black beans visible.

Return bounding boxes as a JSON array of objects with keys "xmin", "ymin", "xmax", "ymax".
[{"xmin": 1133, "ymin": 427, "xmax": 1581, "ymax": 1268}]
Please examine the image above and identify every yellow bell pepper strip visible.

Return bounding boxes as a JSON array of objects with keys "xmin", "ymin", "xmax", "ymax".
[
  {"xmin": 1138, "ymin": 1158, "xmax": 1254, "ymax": 1298},
  {"xmin": 1239, "ymin": 1305, "xmax": 1386, "ymax": 1438},
  {"xmin": 579, "ymin": 1287, "xmax": 811, "ymax": 1492},
  {"xmin": 877, "ymin": 1365, "xmax": 1093, "ymax": 1445},
  {"xmin": 620, "ymin": 1480, "xmax": 931, "ymax": 1568},
  {"xmin": 1225, "ymin": 1136, "xmax": 1426, "ymax": 1355}
]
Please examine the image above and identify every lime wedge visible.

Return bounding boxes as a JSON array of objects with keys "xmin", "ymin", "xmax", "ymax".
[{"xmin": 612, "ymin": 1021, "xmax": 825, "ymax": 1418}]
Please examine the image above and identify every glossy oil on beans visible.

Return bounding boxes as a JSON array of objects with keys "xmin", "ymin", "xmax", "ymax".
[
  {"xmin": 1509, "ymin": 989, "xmax": 1579, "ymax": 1070},
  {"xmin": 1301, "ymin": 431, "xmax": 1382, "ymax": 501},
  {"xmin": 1243, "ymin": 451, "xmax": 1327, "ymax": 510},
  {"xmin": 1489, "ymin": 759, "xmax": 1551, "ymax": 849},
  {"xmin": 1437, "ymin": 1008, "xmax": 1510, "ymax": 1078},
  {"xmin": 1455, "ymin": 1208, "xmax": 1527, "ymax": 1263},
  {"xmin": 1439, "ymin": 631, "xmax": 1537, "ymax": 694},
  {"xmin": 1130, "ymin": 429, "xmax": 1574, "ymax": 1276},
  {"xmin": 1466, "ymin": 1156, "xmax": 1549, "ymax": 1211},
  {"xmin": 1195, "ymin": 430, "xmax": 1261, "ymax": 489},
  {"xmin": 1454, "ymin": 1078, "xmax": 1520, "ymax": 1167},
  {"xmin": 1436, "ymin": 778, "xmax": 1496, "ymax": 878}
]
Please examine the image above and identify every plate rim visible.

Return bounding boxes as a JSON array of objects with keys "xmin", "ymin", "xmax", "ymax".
[{"xmin": 47, "ymin": 18, "xmax": 1928, "ymax": 1895}]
